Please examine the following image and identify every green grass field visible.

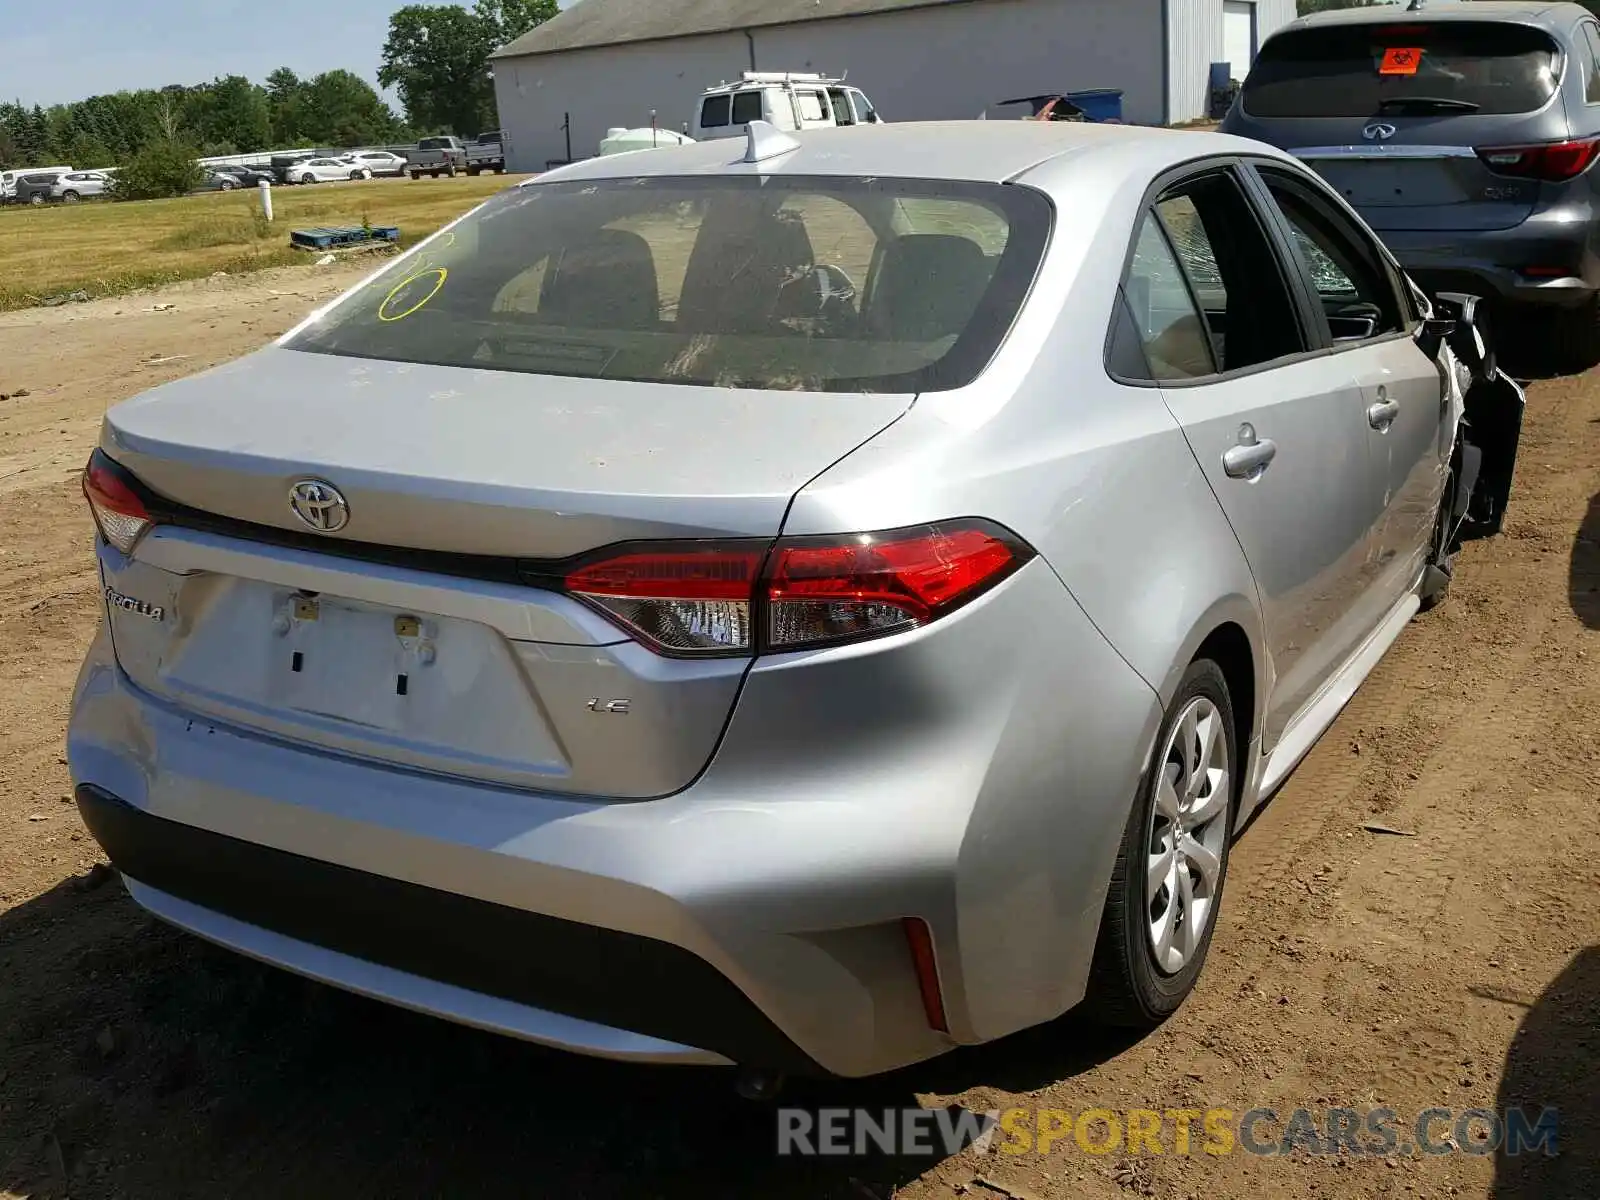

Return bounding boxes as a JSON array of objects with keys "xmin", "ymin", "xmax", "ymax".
[{"xmin": 0, "ymin": 174, "xmax": 528, "ymax": 311}]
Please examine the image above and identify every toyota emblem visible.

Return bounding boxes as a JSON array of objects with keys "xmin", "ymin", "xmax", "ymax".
[
  {"xmin": 288, "ymin": 479, "xmax": 350, "ymax": 533},
  {"xmin": 1363, "ymin": 122, "xmax": 1397, "ymax": 142}
]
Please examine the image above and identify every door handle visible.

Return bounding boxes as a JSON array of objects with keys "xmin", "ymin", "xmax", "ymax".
[
  {"xmin": 1367, "ymin": 398, "xmax": 1401, "ymax": 430},
  {"xmin": 1222, "ymin": 433, "xmax": 1278, "ymax": 479}
]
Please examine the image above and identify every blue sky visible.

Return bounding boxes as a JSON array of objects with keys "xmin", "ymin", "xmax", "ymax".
[{"xmin": 7, "ymin": 0, "xmax": 568, "ymax": 109}]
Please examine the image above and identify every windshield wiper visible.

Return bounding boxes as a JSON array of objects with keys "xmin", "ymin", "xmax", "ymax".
[{"xmin": 1376, "ymin": 96, "xmax": 1481, "ymax": 113}]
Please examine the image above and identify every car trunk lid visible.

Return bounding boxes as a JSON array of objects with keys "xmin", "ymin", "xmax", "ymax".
[{"xmin": 96, "ymin": 346, "xmax": 912, "ymax": 798}]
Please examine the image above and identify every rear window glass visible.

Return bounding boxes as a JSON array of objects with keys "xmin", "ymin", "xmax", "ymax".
[
  {"xmin": 285, "ymin": 175, "xmax": 1051, "ymax": 393},
  {"xmin": 731, "ymin": 90, "xmax": 765, "ymax": 124},
  {"xmin": 700, "ymin": 94, "xmax": 731, "ymax": 128},
  {"xmin": 1243, "ymin": 21, "xmax": 1561, "ymax": 117}
]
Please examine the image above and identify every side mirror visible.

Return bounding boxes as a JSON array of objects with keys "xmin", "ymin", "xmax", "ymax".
[
  {"xmin": 1432, "ymin": 290, "xmax": 1496, "ymax": 381},
  {"xmin": 1416, "ymin": 315, "xmax": 1456, "ymax": 360}
]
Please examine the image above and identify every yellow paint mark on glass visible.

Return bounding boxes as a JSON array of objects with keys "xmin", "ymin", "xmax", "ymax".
[{"xmin": 378, "ymin": 267, "xmax": 448, "ymax": 322}]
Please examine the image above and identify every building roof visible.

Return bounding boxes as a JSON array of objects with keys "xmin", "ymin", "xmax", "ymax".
[{"xmin": 491, "ymin": 0, "xmax": 981, "ymax": 60}]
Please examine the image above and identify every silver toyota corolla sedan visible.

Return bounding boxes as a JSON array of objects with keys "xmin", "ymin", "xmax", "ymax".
[{"xmin": 68, "ymin": 120, "xmax": 1524, "ymax": 1082}]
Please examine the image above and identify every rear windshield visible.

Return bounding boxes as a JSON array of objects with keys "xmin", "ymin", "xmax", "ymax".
[
  {"xmin": 284, "ymin": 175, "xmax": 1051, "ymax": 393},
  {"xmin": 1243, "ymin": 21, "xmax": 1561, "ymax": 117}
]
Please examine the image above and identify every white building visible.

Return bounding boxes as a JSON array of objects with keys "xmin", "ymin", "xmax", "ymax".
[{"xmin": 489, "ymin": 0, "xmax": 1296, "ymax": 173}]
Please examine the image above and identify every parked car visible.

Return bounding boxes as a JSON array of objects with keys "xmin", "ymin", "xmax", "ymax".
[
  {"xmin": 1, "ymin": 165, "xmax": 71, "ymax": 202},
  {"xmin": 69, "ymin": 121, "xmax": 1524, "ymax": 1084},
  {"xmin": 598, "ymin": 126, "xmax": 696, "ymax": 156},
  {"xmin": 465, "ymin": 132, "xmax": 506, "ymax": 175},
  {"xmin": 407, "ymin": 136, "xmax": 468, "ymax": 178},
  {"xmin": 192, "ymin": 170, "xmax": 241, "ymax": 193},
  {"xmin": 217, "ymin": 165, "xmax": 275, "ymax": 187},
  {"xmin": 14, "ymin": 173, "xmax": 66, "ymax": 205},
  {"xmin": 52, "ymin": 170, "xmax": 112, "ymax": 202},
  {"xmin": 341, "ymin": 151, "xmax": 408, "ymax": 178},
  {"xmin": 1222, "ymin": 0, "xmax": 1600, "ymax": 367},
  {"xmin": 692, "ymin": 71, "xmax": 882, "ymax": 141},
  {"xmin": 270, "ymin": 151, "xmax": 335, "ymax": 184},
  {"xmin": 294, "ymin": 157, "xmax": 373, "ymax": 184}
]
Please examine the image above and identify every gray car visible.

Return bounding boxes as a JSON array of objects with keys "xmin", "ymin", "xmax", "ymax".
[
  {"xmin": 1223, "ymin": 1, "xmax": 1600, "ymax": 368},
  {"xmin": 67, "ymin": 121, "xmax": 1524, "ymax": 1082}
]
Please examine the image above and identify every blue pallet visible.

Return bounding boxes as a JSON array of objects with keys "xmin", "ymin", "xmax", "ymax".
[{"xmin": 290, "ymin": 225, "xmax": 401, "ymax": 251}]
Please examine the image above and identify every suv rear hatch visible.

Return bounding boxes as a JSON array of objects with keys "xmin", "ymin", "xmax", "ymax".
[
  {"xmin": 91, "ymin": 349, "xmax": 912, "ymax": 799},
  {"xmin": 1234, "ymin": 19, "xmax": 1572, "ymax": 233}
]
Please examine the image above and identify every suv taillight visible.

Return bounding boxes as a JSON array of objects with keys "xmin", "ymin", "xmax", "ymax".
[
  {"xmin": 564, "ymin": 520, "xmax": 1033, "ymax": 657},
  {"xmin": 1475, "ymin": 138, "xmax": 1600, "ymax": 182},
  {"xmin": 82, "ymin": 450, "xmax": 155, "ymax": 555}
]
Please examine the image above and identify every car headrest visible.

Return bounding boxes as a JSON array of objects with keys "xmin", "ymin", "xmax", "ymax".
[
  {"xmin": 868, "ymin": 234, "xmax": 992, "ymax": 342},
  {"xmin": 539, "ymin": 228, "xmax": 660, "ymax": 330}
]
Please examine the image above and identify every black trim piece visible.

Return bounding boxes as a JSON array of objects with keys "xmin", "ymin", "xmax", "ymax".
[{"xmin": 76, "ymin": 784, "xmax": 825, "ymax": 1076}]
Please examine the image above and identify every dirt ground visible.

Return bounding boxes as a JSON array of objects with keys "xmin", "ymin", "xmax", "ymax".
[{"xmin": 0, "ymin": 269, "xmax": 1595, "ymax": 1200}]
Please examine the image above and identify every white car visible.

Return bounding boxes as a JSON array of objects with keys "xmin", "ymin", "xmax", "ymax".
[
  {"xmin": 341, "ymin": 151, "xmax": 407, "ymax": 178},
  {"xmin": 294, "ymin": 158, "xmax": 372, "ymax": 184},
  {"xmin": 52, "ymin": 171, "xmax": 111, "ymax": 202}
]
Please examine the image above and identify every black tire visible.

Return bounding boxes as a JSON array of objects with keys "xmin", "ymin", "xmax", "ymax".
[
  {"xmin": 29, "ymin": 194, "xmax": 44, "ymax": 205},
  {"xmin": 62, "ymin": 191, "xmax": 79, "ymax": 203},
  {"xmin": 1086, "ymin": 659, "xmax": 1238, "ymax": 1029},
  {"xmin": 301, "ymin": 173, "xmax": 315, "ymax": 185},
  {"xmin": 410, "ymin": 170, "xmax": 421, "ymax": 180},
  {"xmin": 467, "ymin": 165, "xmax": 481, "ymax": 176},
  {"xmin": 1542, "ymin": 293, "xmax": 1600, "ymax": 374},
  {"xmin": 444, "ymin": 162, "xmax": 457, "ymax": 178},
  {"xmin": 219, "ymin": 179, "xmax": 235, "ymax": 190}
]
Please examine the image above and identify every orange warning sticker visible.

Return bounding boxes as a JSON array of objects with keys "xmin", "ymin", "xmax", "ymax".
[{"xmin": 1380, "ymin": 46, "xmax": 1423, "ymax": 76}]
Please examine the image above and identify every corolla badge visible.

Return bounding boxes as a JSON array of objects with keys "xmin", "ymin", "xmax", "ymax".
[
  {"xmin": 288, "ymin": 479, "xmax": 350, "ymax": 533},
  {"xmin": 1363, "ymin": 122, "xmax": 1397, "ymax": 142}
]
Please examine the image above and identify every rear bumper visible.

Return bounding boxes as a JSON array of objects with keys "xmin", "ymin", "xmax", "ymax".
[
  {"xmin": 67, "ymin": 559, "xmax": 1161, "ymax": 1078},
  {"xmin": 76, "ymin": 784, "xmax": 780, "ymax": 1069},
  {"xmin": 1382, "ymin": 210, "xmax": 1600, "ymax": 308}
]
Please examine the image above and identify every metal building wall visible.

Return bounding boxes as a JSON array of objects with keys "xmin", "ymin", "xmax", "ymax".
[
  {"xmin": 493, "ymin": 0, "xmax": 1167, "ymax": 172},
  {"xmin": 1164, "ymin": 0, "xmax": 1301, "ymax": 124}
]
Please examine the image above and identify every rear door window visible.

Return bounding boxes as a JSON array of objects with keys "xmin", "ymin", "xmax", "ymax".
[
  {"xmin": 1243, "ymin": 21, "xmax": 1562, "ymax": 117},
  {"xmin": 1114, "ymin": 169, "xmax": 1309, "ymax": 381},
  {"xmin": 796, "ymin": 91, "xmax": 827, "ymax": 123},
  {"xmin": 700, "ymin": 94, "xmax": 732, "ymax": 129},
  {"xmin": 730, "ymin": 90, "xmax": 765, "ymax": 124}
]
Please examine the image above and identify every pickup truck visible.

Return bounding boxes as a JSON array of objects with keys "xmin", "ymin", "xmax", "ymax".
[
  {"xmin": 465, "ymin": 131, "xmax": 506, "ymax": 175},
  {"xmin": 406, "ymin": 136, "xmax": 468, "ymax": 179}
]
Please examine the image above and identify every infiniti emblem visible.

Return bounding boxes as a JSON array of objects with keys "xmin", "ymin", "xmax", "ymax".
[
  {"xmin": 1363, "ymin": 122, "xmax": 1397, "ymax": 142},
  {"xmin": 288, "ymin": 479, "xmax": 350, "ymax": 533}
]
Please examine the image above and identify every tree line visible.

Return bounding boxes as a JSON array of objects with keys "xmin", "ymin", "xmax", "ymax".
[{"xmin": 0, "ymin": 0, "xmax": 555, "ymax": 196}]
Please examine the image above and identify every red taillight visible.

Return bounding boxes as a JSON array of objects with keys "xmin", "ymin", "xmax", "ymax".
[
  {"xmin": 563, "ymin": 520, "xmax": 1031, "ymax": 657},
  {"xmin": 764, "ymin": 522, "xmax": 1023, "ymax": 651},
  {"xmin": 82, "ymin": 451, "xmax": 154, "ymax": 555},
  {"xmin": 1476, "ymin": 138, "xmax": 1600, "ymax": 183},
  {"xmin": 564, "ymin": 545, "xmax": 765, "ymax": 655}
]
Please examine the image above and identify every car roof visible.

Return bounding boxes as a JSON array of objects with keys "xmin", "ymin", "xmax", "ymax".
[
  {"xmin": 1283, "ymin": 0, "xmax": 1590, "ymax": 34},
  {"xmin": 533, "ymin": 120, "xmax": 1293, "ymax": 187}
]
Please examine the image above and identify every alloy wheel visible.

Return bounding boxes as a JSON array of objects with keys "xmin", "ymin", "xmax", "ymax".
[{"xmin": 1146, "ymin": 696, "xmax": 1230, "ymax": 974}]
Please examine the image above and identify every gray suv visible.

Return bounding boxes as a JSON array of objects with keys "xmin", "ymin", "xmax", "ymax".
[{"xmin": 1223, "ymin": 1, "xmax": 1600, "ymax": 366}]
